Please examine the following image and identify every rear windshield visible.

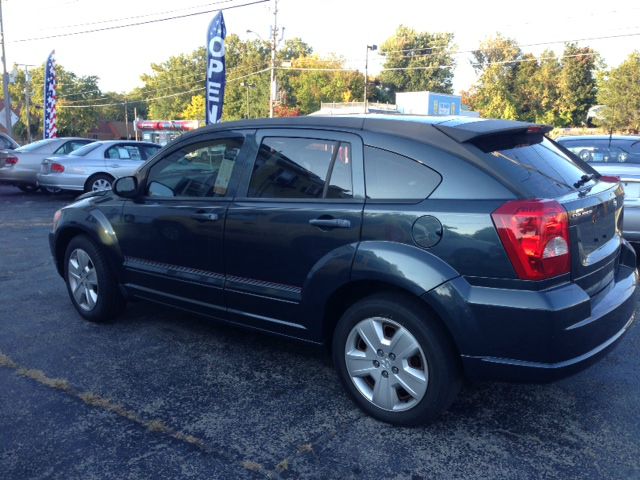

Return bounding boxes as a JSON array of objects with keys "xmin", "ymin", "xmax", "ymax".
[
  {"xmin": 15, "ymin": 138, "xmax": 56, "ymax": 153},
  {"xmin": 480, "ymin": 137, "xmax": 592, "ymax": 197},
  {"xmin": 70, "ymin": 142, "xmax": 101, "ymax": 156}
]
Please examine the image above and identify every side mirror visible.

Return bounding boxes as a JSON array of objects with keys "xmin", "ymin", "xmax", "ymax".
[{"xmin": 113, "ymin": 176, "xmax": 139, "ymax": 198}]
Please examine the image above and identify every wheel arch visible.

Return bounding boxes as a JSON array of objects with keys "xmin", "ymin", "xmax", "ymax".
[
  {"xmin": 84, "ymin": 172, "xmax": 115, "ymax": 192},
  {"xmin": 321, "ymin": 279, "xmax": 463, "ymax": 363}
]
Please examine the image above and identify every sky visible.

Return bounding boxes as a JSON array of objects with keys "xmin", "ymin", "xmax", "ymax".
[{"xmin": 3, "ymin": 0, "xmax": 640, "ymax": 99}]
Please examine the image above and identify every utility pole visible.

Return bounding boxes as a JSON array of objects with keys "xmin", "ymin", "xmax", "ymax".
[
  {"xmin": 14, "ymin": 63, "xmax": 34, "ymax": 143},
  {"xmin": 124, "ymin": 97, "xmax": 129, "ymax": 139},
  {"xmin": 269, "ymin": 0, "xmax": 283, "ymax": 118},
  {"xmin": 0, "ymin": 0, "xmax": 13, "ymax": 137},
  {"xmin": 23, "ymin": 65, "xmax": 31, "ymax": 143},
  {"xmin": 364, "ymin": 44, "xmax": 377, "ymax": 114}
]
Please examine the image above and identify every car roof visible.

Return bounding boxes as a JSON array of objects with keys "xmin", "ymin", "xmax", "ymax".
[
  {"xmin": 179, "ymin": 114, "xmax": 546, "ymax": 145},
  {"xmin": 556, "ymin": 135, "xmax": 640, "ymax": 142},
  {"xmin": 86, "ymin": 140, "xmax": 159, "ymax": 146}
]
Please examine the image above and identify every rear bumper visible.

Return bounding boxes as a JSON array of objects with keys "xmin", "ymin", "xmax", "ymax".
[
  {"xmin": 0, "ymin": 167, "xmax": 38, "ymax": 186},
  {"xmin": 37, "ymin": 173, "xmax": 85, "ymax": 191},
  {"xmin": 622, "ymin": 200, "xmax": 640, "ymax": 243},
  {"xmin": 425, "ymin": 243, "xmax": 638, "ymax": 382}
]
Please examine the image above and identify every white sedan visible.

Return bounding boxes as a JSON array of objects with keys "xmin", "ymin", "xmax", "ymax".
[{"xmin": 37, "ymin": 140, "xmax": 161, "ymax": 193}]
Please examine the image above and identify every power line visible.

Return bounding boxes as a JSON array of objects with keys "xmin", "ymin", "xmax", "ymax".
[
  {"xmin": 9, "ymin": 0, "xmax": 269, "ymax": 44},
  {"xmin": 30, "ymin": 0, "xmax": 240, "ymax": 33},
  {"xmin": 59, "ymin": 67, "xmax": 270, "ymax": 109}
]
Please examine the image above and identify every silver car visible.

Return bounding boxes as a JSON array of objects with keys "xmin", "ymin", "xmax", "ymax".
[
  {"xmin": 37, "ymin": 140, "xmax": 161, "ymax": 193},
  {"xmin": 557, "ymin": 135, "xmax": 640, "ymax": 243},
  {"xmin": 0, "ymin": 137, "xmax": 92, "ymax": 192}
]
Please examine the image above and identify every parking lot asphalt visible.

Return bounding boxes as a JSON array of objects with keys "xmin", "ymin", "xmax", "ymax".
[{"xmin": 0, "ymin": 184, "xmax": 639, "ymax": 480}]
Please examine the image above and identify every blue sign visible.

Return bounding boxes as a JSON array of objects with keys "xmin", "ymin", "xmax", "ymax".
[{"xmin": 206, "ymin": 11, "xmax": 226, "ymax": 125}]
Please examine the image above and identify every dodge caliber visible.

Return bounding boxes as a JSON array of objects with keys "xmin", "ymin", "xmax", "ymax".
[{"xmin": 49, "ymin": 116, "xmax": 638, "ymax": 425}]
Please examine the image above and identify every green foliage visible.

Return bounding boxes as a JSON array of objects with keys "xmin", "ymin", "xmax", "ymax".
[
  {"xmin": 596, "ymin": 51, "xmax": 640, "ymax": 132},
  {"xmin": 466, "ymin": 36, "xmax": 600, "ymax": 127},
  {"xmin": 286, "ymin": 55, "xmax": 364, "ymax": 114},
  {"xmin": 379, "ymin": 26, "xmax": 455, "ymax": 98}
]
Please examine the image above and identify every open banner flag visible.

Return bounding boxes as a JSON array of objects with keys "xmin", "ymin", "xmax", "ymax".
[
  {"xmin": 206, "ymin": 11, "xmax": 226, "ymax": 124},
  {"xmin": 44, "ymin": 50, "xmax": 58, "ymax": 138}
]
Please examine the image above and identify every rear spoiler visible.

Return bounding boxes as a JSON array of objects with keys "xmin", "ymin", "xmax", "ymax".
[{"xmin": 433, "ymin": 119, "xmax": 553, "ymax": 144}]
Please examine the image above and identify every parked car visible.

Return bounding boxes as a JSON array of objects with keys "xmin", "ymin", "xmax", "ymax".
[
  {"xmin": 49, "ymin": 116, "xmax": 638, "ymax": 425},
  {"xmin": 0, "ymin": 137, "xmax": 93, "ymax": 192},
  {"xmin": 557, "ymin": 135, "xmax": 640, "ymax": 243},
  {"xmin": 0, "ymin": 132, "xmax": 20, "ymax": 150},
  {"xmin": 37, "ymin": 140, "xmax": 161, "ymax": 193}
]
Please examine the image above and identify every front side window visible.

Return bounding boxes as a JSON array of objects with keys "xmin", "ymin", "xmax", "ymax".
[
  {"xmin": 247, "ymin": 137, "xmax": 353, "ymax": 199},
  {"xmin": 364, "ymin": 146, "xmax": 441, "ymax": 201},
  {"xmin": 146, "ymin": 137, "xmax": 243, "ymax": 198}
]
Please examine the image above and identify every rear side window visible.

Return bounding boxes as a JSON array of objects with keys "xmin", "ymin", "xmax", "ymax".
[
  {"xmin": 248, "ymin": 137, "xmax": 353, "ymax": 199},
  {"xmin": 482, "ymin": 137, "xmax": 591, "ymax": 197},
  {"xmin": 364, "ymin": 146, "xmax": 441, "ymax": 201}
]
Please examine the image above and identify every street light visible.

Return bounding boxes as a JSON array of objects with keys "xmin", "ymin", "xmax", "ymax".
[{"xmin": 364, "ymin": 44, "xmax": 377, "ymax": 114}]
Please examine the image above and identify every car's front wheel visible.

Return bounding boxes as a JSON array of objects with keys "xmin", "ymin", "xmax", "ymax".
[
  {"xmin": 64, "ymin": 235, "xmax": 125, "ymax": 322},
  {"xmin": 18, "ymin": 184, "xmax": 39, "ymax": 193},
  {"xmin": 332, "ymin": 293, "xmax": 461, "ymax": 426}
]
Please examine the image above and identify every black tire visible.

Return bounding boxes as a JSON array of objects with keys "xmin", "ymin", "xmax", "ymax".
[
  {"xmin": 18, "ymin": 184, "xmax": 39, "ymax": 193},
  {"xmin": 63, "ymin": 235, "xmax": 125, "ymax": 322},
  {"xmin": 84, "ymin": 173, "xmax": 114, "ymax": 193},
  {"xmin": 332, "ymin": 293, "xmax": 461, "ymax": 426},
  {"xmin": 41, "ymin": 186, "xmax": 63, "ymax": 195}
]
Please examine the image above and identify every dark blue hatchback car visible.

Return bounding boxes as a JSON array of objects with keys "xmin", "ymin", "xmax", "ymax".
[{"xmin": 49, "ymin": 115, "xmax": 638, "ymax": 425}]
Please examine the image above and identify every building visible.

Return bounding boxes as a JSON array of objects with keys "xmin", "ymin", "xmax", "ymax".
[
  {"xmin": 86, "ymin": 121, "xmax": 133, "ymax": 140},
  {"xmin": 309, "ymin": 92, "xmax": 478, "ymax": 117},
  {"xmin": 134, "ymin": 120, "xmax": 202, "ymax": 145}
]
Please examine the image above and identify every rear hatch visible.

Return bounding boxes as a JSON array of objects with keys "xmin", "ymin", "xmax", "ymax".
[{"xmin": 443, "ymin": 122, "xmax": 624, "ymax": 296}]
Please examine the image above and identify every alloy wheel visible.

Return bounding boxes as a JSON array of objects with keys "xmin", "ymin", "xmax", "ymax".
[
  {"xmin": 67, "ymin": 248, "xmax": 99, "ymax": 311},
  {"xmin": 91, "ymin": 178, "xmax": 112, "ymax": 191},
  {"xmin": 344, "ymin": 317, "xmax": 428, "ymax": 412}
]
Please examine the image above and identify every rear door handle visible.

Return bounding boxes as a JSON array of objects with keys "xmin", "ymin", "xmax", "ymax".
[
  {"xmin": 191, "ymin": 212, "xmax": 219, "ymax": 222},
  {"xmin": 309, "ymin": 218, "xmax": 351, "ymax": 229},
  {"xmin": 110, "ymin": 164, "xmax": 120, "ymax": 168}
]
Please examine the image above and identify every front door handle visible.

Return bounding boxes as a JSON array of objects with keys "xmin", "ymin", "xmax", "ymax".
[
  {"xmin": 191, "ymin": 212, "xmax": 219, "ymax": 222},
  {"xmin": 309, "ymin": 218, "xmax": 351, "ymax": 229},
  {"xmin": 110, "ymin": 164, "xmax": 120, "ymax": 168}
]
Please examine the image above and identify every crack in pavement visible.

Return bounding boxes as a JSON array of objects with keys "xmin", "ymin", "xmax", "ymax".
[{"xmin": 0, "ymin": 351, "xmax": 275, "ymax": 479}]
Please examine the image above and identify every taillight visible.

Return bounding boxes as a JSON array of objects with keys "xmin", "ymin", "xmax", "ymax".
[
  {"xmin": 491, "ymin": 199, "xmax": 570, "ymax": 281},
  {"xmin": 599, "ymin": 175, "xmax": 620, "ymax": 183},
  {"xmin": 5, "ymin": 155, "xmax": 18, "ymax": 166},
  {"xmin": 51, "ymin": 163, "xmax": 65, "ymax": 173}
]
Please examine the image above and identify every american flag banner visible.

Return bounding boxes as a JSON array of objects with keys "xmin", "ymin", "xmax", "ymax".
[
  {"xmin": 44, "ymin": 50, "xmax": 57, "ymax": 138},
  {"xmin": 205, "ymin": 11, "xmax": 226, "ymax": 125}
]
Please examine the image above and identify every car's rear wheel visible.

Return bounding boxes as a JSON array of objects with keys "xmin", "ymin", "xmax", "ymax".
[
  {"xmin": 332, "ymin": 293, "xmax": 461, "ymax": 426},
  {"xmin": 64, "ymin": 235, "xmax": 125, "ymax": 322},
  {"xmin": 85, "ymin": 173, "xmax": 114, "ymax": 193},
  {"xmin": 18, "ymin": 184, "xmax": 39, "ymax": 193},
  {"xmin": 41, "ymin": 186, "xmax": 62, "ymax": 194}
]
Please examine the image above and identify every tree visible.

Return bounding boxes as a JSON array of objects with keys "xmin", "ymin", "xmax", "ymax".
[
  {"xmin": 556, "ymin": 43, "xmax": 599, "ymax": 127},
  {"xmin": 181, "ymin": 95, "xmax": 205, "ymax": 120},
  {"xmin": 597, "ymin": 51, "xmax": 640, "ymax": 132},
  {"xmin": 379, "ymin": 26, "xmax": 455, "ymax": 98},
  {"xmin": 530, "ymin": 51, "xmax": 562, "ymax": 125},
  {"xmin": 287, "ymin": 55, "xmax": 363, "ymax": 114},
  {"xmin": 464, "ymin": 35, "xmax": 522, "ymax": 119}
]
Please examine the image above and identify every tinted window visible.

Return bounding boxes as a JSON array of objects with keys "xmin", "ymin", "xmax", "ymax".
[
  {"xmin": 488, "ymin": 138, "xmax": 590, "ymax": 196},
  {"xmin": 141, "ymin": 144, "xmax": 161, "ymax": 160},
  {"xmin": 248, "ymin": 137, "xmax": 352, "ymax": 199},
  {"xmin": 15, "ymin": 138, "xmax": 56, "ymax": 152},
  {"xmin": 364, "ymin": 146, "xmax": 440, "ymax": 201},
  {"xmin": 146, "ymin": 138, "xmax": 243, "ymax": 198},
  {"xmin": 70, "ymin": 142, "xmax": 101, "ymax": 156}
]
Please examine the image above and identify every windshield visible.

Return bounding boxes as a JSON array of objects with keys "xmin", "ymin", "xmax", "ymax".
[
  {"xmin": 70, "ymin": 142, "xmax": 102, "ymax": 156},
  {"xmin": 15, "ymin": 138, "xmax": 56, "ymax": 153},
  {"xmin": 483, "ymin": 137, "xmax": 593, "ymax": 197}
]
